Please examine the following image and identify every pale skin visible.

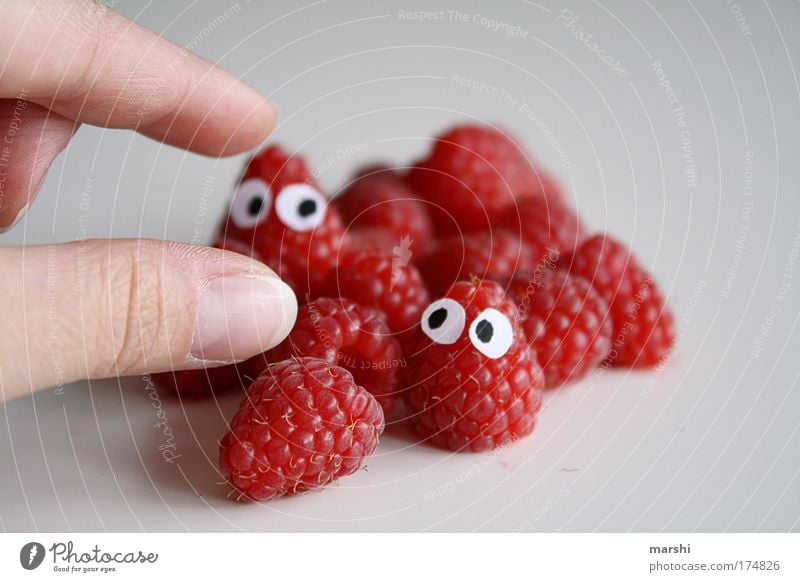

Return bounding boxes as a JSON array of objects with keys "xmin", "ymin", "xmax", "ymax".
[{"xmin": 0, "ymin": 0, "xmax": 298, "ymax": 402}]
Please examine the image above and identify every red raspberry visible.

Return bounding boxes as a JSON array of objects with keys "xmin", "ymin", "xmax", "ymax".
[
  {"xmin": 267, "ymin": 298, "xmax": 404, "ymax": 416},
  {"xmin": 419, "ymin": 230, "xmax": 537, "ymax": 296},
  {"xmin": 503, "ymin": 269, "xmax": 612, "ymax": 386},
  {"xmin": 326, "ymin": 248, "xmax": 430, "ymax": 338},
  {"xmin": 219, "ymin": 357, "xmax": 384, "ymax": 502},
  {"xmin": 408, "ymin": 124, "xmax": 541, "ymax": 233},
  {"xmin": 607, "ymin": 269, "xmax": 675, "ymax": 368},
  {"xmin": 215, "ymin": 145, "xmax": 346, "ymax": 296},
  {"xmin": 348, "ymin": 228, "xmax": 405, "ymax": 255},
  {"xmin": 405, "ymin": 280, "xmax": 544, "ymax": 452},
  {"xmin": 562, "ymin": 234, "xmax": 632, "ymax": 299},
  {"xmin": 336, "ymin": 168, "xmax": 433, "ymax": 257},
  {"xmin": 499, "ymin": 195, "xmax": 584, "ymax": 264},
  {"xmin": 563, "ymin": 235, "xmax": 675, "ymax": 367}
]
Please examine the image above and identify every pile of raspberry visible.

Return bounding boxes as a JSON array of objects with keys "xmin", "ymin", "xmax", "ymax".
[{"xmin": 154, "ymin": 124, "xmax": 675, "ymax": 502}]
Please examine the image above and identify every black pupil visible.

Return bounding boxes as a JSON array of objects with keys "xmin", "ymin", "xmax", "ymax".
[
  {"xmin": 475, "ymin": 320, "xmax": 494, "ymax": 343},
  {"xmin": 247, "ymin": 197, "xmax": 263, "ymax": 216},
  {"xmin": 298, "ymin": 199, "xmax": 317, "ymax": 217},
  {"xmin": 428, "ymin": 308, "xmax": 447, "ymax": 330}
]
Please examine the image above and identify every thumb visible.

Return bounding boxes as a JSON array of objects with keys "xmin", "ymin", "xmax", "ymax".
[{"xmin": 0, "ymin": 239, "xmax": 297, "ymax": 400}]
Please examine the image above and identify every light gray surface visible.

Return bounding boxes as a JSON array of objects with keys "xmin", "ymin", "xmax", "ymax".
[{"xmin": 1, "ymin": 0, "xmax": 799, "ymax": 532}]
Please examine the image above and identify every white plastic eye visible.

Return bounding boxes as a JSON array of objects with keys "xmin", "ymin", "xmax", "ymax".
[
  {"xmin": 229, "ymin": 178, "xmax": 271, "ymax": 229},
  {"xmin": 421, "ymin": 298, "xmax": 466, "ymax": 345},
  {"xmin": 274, "ymin": 183, "xmax": 328, "ymax": 232},
  {"xmin": 469, "ymin": 308, "xmax": 514, "ymax": 359}
]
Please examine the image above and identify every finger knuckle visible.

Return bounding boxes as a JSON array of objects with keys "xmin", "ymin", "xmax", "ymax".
[
  {"xmin": 91, "ymin": 241, "xmax": 175, "ymax": 377},
  {"xmin": 61, "ymin": 4, "xmax": 114, "ymax": 104}
]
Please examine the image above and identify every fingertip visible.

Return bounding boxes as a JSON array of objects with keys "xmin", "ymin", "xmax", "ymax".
[
  {"xmin": 217, "ymin": 90, "xmax": 277, "ymax": 156},
  {"xmin": 0, "ymin": 104, "xmax": 75, "ymax": 232},
  {"xmin": 161, "ymin": 82, "xmax": 276, "ymax": 158}
]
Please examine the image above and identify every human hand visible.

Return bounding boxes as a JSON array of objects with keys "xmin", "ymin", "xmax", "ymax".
[{"xmin": 0, "ymin": 0, "xmax": 297, "ymax": 401}]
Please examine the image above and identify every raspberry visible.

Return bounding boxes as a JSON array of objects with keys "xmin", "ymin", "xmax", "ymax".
[
  {"xmin": 419, "ymin": 230, "xmax": 536, "ymax": 296},
  {"xmin": 499, "ymin": 195, "xmax": 584, "ymax": 264},
  {"xmin": 607, "ymin": 269, "xmax": 674, "ymax": 368},
  {"xmin": 267, "ymin": 298, "xmax": 404, "ymax": 416},
  {"xmin": 326, "ymin": 248, "xmax": 430, "ymax": 338},
  {"xmin": 348, "ymin": 228, "xmax": 405, "ymax": 255},
  {"xmin": 408, "ymin": 124, "xmax": 541, "ymax": 233},
  {"xmin": 563, "ymin": 234, "xmax": 675, "ymax": 368},
  {"xmin": 503, "ymin": 269, "xmax": 612, "ymax": 386},
  {"xmin": 336, "ymin": 168, "xmax": 433, "ymax": 257},
  {"xmin": 215, "ymin": 145, "xmax": 346, "ymax": 296},
  {"xmin": 562, "ymin": 234, "xmax": 632, "ymax": 300},
  {"xmin": 219, "ymin": 357, "xmax": 384, "ymax": 502},
  {"xmin": 405, "ymin": 280, "xmax": 544, "ymax": 452},
  {"xmin": 246, "ymin": 144, "xmax": 316, "ymax": 188}
]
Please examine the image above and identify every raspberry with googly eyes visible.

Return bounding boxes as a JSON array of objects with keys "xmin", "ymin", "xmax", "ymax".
[
  {"xmin": 404, "ymin": 279, "xmax": 544, "ymax": 452},
  {"xmin": 215, "ymin": 145, "xmax": 346, "ymax": 296}
]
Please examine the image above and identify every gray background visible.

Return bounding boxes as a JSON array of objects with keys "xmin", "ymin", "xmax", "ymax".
[{"xmin": 1, "ymin": 0, "xmax": 799, "ymax": 532}]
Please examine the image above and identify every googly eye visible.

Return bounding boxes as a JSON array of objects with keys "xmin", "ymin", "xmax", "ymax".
[
  {"xmin": 274, "ymin": 183, "xmax": 328, "ymax": 232},
  {"xmin": 469, "ymin": 308, "xmax": 514, "ymax": 359},
  {"xmin": 421, "ymin": 298, "xmax": 466, "ymax": 345},
  {"xmin": 229, "ymin": 178, "xmax": 271, "ymax": 229}
]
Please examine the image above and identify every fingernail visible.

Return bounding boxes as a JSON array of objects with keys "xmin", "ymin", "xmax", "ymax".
[{"xmin": 191, "ymin": 274, "xmax": 297, "ymax": 363}]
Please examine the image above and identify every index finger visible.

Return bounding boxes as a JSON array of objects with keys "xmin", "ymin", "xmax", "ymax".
[{"xmin": 0, "ymin": 0, "xmax": 275, "ymax": 156}]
